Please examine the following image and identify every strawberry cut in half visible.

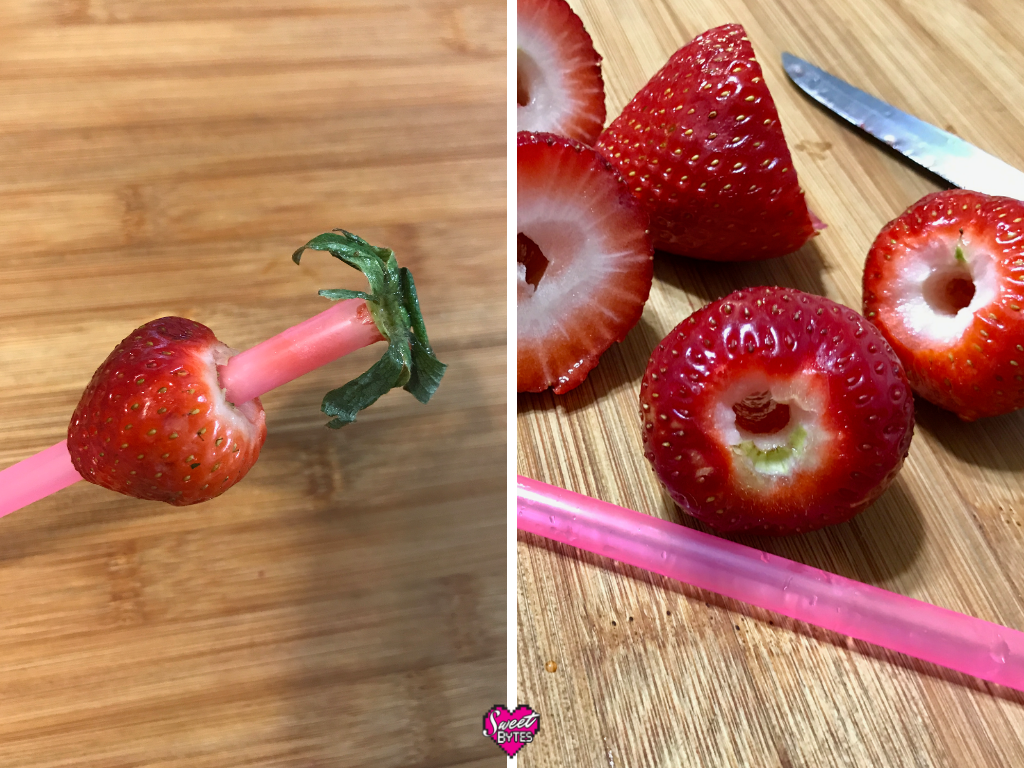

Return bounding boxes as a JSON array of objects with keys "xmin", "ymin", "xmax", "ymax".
[
  {"xmin": 518, "ymin": 131, "xmax": 653, "ymax": 394},
  {"xmin": 68, "ymin": 317, "xmax": 267, "ymax": 506},
  {"xmin": 640, "ymin": 287, "xmax": 914, "ymax": 535},
  {"xmin": 595, "ymin": 24, "xmax": 819, "ymax": 261},
  {"xmin": 517, "ymin": 0, "xmax": 606, "ymax": 145},
  {"xmin": 864, "ymin": 189, "xmax": 1024, "ymax": 420}
]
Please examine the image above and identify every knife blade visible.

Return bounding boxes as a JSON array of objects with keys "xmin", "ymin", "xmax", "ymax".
[{"xmin": 781, "ymin": 52, "xmax": 1024, "ymax": 200}]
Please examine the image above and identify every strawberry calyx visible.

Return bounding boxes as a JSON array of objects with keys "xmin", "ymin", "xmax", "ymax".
[{"xmin": 292, "ymin": 230, "xmax": 447, "ymax": 428}]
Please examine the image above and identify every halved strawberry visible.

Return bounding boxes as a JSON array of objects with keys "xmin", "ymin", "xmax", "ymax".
[
  {"xmin": 68, "ymin": 317, "xmax": 267, "ymax": 505},
  {"xmin": 863, "ymin": 189, "xmax": 1024, "ymax": 420},
  {"xmin": 641, "ymin": 287, "xmax": 913, "ymax": 535},
  {"xmin": 518, "ymin": 131, "xmax": 653, "ymax": 394},
  {"xmin": 595, "ymin": 24, "xmax": 819, "ymax": 261},
  {"xmin": 517, "ymin": 0, "xmax": 606, "ymax": 145}
]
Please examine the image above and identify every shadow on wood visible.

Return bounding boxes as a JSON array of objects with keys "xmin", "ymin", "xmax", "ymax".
[{"xmin": 915, "ymin": 398, "xmax": 1024, "ymax": 472}]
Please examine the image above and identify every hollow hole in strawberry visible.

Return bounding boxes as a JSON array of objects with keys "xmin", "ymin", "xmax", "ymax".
[
  {"xmin": 716, "ymin": 376, "xmax": 827, "ymax": 479},
  {"xmin": 517, "ymin": 50, "xmax": 541, "ymax": 108},
  {"xmin": 517, "ymin": 65, "xmax": 530, "ymax": 106},
  {"xmin": 517, "ymin": 232, "xmax": 549, "ymax": 289},
  {"xmin": 922, "ymin": 267, "xmax": 975, "ymax": 316},
  {"xmin": 732, "ymin": 391, "xmax": 791, "ymax": 435}
]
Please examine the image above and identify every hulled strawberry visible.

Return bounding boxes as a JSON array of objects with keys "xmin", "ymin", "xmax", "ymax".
[
  {"xmin": 595, "ymin": 24, "xmax": 819, "ymax": 261},
  {"xmin": 68, "ymin": 317, "xmax": 267, "ymax": 506},
  {"xmin": 863, "ymin": 190, "xmax": 1024, "ymax": 420},
  {"xmin": 518, "ymin": 131, "xmax": 653, "ymax": 394},
  {"xmin": 517, "ymin": 0, "xmax": 606, "ymax": 145},
  {"xmin": 641, "ymin": 287, "xmax": 913, "ymax": 535}
]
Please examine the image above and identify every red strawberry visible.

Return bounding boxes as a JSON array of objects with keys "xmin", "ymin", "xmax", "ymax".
[
  {"xmin": 68, "ymin": 317, "xmax": 267, "ymax": 505},
  {"xmin": 863, "ymin": 189, "xmax": 1024, "ymax": 420},
  {"xmin": 517, "ymin": 0, "xmax": 606, "ymax": 145},
  {"xmin": 595, "ymin": 24, "xmax": 818, "ymax": 261},
  {"xmin": 518, "ymin": 130, "xmax": 653, "ymax": 394},
  {"xmin": 640, "ymin": 287, "xmax": 913, "ymax": 535}
]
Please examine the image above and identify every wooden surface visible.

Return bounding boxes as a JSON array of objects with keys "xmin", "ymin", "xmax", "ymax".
[
  {"xmin": 0, "ymin": 2, "xmax": 504, "ymax": 765},
  {"xmin": 518, "ymin": 1, "xmax": 1024, "ymax": 765}
]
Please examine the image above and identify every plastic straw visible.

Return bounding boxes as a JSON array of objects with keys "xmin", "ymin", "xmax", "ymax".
[
  {"xmin": 218, "ymin": 298, "xmax": 383, "ymax": 405},
  {"xmin": 0, "ymin": 441, "xmax": 82, "ymax": 518},
  {"xmin": 0, "ymin": 300, "xmax": 384, "ymax": 517},
  {"xmin": 518, "ymin": 475, "xmax": 1024, "ymax": 692}
]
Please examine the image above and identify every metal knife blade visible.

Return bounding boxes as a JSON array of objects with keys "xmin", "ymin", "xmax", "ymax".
[{"xmin": 781, "ymin": 52, "xmax": 1024, "ymax": 200}]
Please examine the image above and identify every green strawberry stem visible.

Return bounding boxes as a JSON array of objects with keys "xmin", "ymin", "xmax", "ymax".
[
  {"xmin": 288, "ymin": 230, "xmax": 447, "ymax": 428},
  {"xmin": 955, "ymin": 229, "xmax": 967, "ymax": 263}
]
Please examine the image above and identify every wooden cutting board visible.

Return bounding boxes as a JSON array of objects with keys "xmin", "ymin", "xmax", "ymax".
[
  {"xmin": 0, "ymin": 1, "xmax": 505, "ymax": 765},
  {"xmin": 518, "ymin": 1, "xmax": 1024, "ymax": 765}
]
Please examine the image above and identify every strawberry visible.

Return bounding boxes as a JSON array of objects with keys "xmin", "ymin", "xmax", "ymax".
[
  {"xmin": 595, "ymin": 24, "xmax": 818, "ymax": 261},
  {"xmin": 640, "ymin": 287, "xmax": 914, "ymax": 535},
  {"xmin": 517, "ymin": 0, "xmax": 606, "ymax": 145},
  {"xmin": 863, "ymin": 189, "xmax": 1024, "ymax": 421},
  {"xmin": 62, "ymin": 230, "xmax": 446, "ymax": 509},
  {"xmin": 67, "ymin": 317, "xmax": 267, "ymax": 506},
  {"xmin": 518, "ymin": 130, "xmax": 653, "ymax": 394}
]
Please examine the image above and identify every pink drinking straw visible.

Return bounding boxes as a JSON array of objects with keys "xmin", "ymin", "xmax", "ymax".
[
  {"xmin": 218, "ymin": 298, "xmax": 383, "ymax": 405},
  {"xmin": 0, "ymin": 299, "xmax": 384, "ymax": 518},
  {"xmin": 518, "ymin": 474, "xmax": 1024, "ymax": 693}
]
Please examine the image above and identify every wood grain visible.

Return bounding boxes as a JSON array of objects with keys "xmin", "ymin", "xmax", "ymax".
[
  {"xmin": 517, "ymin": 1, "xmax": 1024, "ymax": 765},
  {"xmin": 0, "ymin": 1, "xmax": 505, "ymax": 765}
]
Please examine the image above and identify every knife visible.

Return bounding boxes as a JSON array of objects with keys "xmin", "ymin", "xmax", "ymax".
[{"xmin": 781, "ymin": 52, "xmax": 1024, "ymax": 200}]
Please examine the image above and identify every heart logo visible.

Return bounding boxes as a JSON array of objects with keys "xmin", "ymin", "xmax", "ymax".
[{"xmin": 482, "ymin": 704, "xmax": 540, "ymax": 758}]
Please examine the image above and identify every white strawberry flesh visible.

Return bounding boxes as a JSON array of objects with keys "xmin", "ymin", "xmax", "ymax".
[{"xmin": 890, "ymin": 236, "xmax": 997, "ymax": 348}]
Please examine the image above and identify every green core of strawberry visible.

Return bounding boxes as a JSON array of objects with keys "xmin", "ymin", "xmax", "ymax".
[
  {"xmin": 730, "ymin": 390, "xmax": 809, "ymax": 477},
  {"xmin": 714, "ymin": 377, "xmax": 828, "ymax": 483},
  {"xmin": 735, "ymin": 425, "xmax": 808, "ymax": 477}
]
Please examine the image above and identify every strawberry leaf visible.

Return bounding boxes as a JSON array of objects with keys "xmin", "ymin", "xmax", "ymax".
[
  {"xmin": 292, "ymin": 229, "xmax": 447, "ymax": 427},
  {"xmin": 318, "ymin": 288, "xmax": 375, "ymax": 302},
  {"xmin": 406, "ymin": 336, "xmax": 446, "ymax": 404},
  {"xmin": 320, "ymin": 344, "xmax": 406, "ymax": 429}
]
